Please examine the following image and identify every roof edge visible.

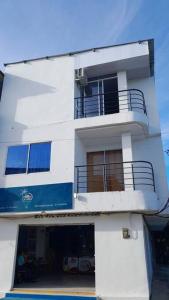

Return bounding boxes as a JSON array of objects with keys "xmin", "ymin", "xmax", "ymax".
[{"xmin": 4, "ymin": 38, "xmax": 154, "ymax": 68}]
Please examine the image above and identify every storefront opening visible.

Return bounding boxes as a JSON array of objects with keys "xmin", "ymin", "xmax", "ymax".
[{"xmin": 14, "ymin": 224, "xmax": 95, "ymax": 292}]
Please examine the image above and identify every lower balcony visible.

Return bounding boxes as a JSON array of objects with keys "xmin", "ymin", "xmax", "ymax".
[
  {"xmin": 74, "ymin": 161, "xmax": 158, "ymax": 213},
  {"xmin": 76, "ymin": 160, "xmax": 155, "ymax": 193}
]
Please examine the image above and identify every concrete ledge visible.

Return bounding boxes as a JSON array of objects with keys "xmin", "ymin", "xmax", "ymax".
[
  {"xmin": 74, "ymin": 111, "xmax": 148, "ymax": 134},
  {"xmin": 75, "ymin": 190, "xmax": 159, "ymax": 213}
]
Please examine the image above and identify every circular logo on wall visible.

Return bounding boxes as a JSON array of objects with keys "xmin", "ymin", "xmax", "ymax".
[{"xmin": 21, "ymin": 189, "xmax": 33, "ymax": 208}]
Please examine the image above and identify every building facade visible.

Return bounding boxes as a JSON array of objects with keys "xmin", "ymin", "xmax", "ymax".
[{"xmin": 0, "ymin": 39, "xmax": 168, "ymax": 300}]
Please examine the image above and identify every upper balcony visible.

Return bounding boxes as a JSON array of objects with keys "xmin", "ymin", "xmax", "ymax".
[
  {"xmin": 74, "ymin": 72, "xmax": 149, "ymax": 135},
  {"xmin": 75, "ymin": 88, "xmax": 146, "ymax": 119}
]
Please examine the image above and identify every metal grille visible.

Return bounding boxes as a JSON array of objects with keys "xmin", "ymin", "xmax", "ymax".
[
  {"xmin": 75, "ymin": 89, "xmax": 146, "ymax": 119},
  {"xmin": 75, "ymin": 161, "xmax": 155, "ymax": 193}
]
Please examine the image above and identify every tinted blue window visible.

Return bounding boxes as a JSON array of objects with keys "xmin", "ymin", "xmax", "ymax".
[
  {"xmin": 28, "ymin": 142, "xmax": 51, "ymax": 173},
  {"xmin": 5, "ymin": 145, "xmax": 29, "ymax": 175}
]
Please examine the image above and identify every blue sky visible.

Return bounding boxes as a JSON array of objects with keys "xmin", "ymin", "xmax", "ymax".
[{"xmin": 0, "ymin": 0, "xmax": 169, "ymax": 181}]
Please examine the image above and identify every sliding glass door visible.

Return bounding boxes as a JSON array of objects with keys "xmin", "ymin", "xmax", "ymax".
[{"xmin": 82, "ymin": 76, "xmax": 119, "ymax": 117}]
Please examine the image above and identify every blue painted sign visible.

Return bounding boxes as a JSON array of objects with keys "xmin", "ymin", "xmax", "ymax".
[{"xmin": 0, "ymin": 182, "xmax": 73, "ymax": 213}]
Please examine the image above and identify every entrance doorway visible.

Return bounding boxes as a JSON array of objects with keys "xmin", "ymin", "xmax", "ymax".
[
  {"xmin": 151, "ymin": 225, "xmax": 169, "ymax": 299},
  {"xmin": 14, "ymin": 224, "xmax": 95, "ymax": 292},
  {"xmin": 152, "ymin": 225, "xmax": 169, "ymax": 266}
]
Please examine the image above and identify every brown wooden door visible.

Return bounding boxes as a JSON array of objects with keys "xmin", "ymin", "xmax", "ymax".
[
  {"xmin": 87, "ymin": 151, "xmax": 104, "ymax": 192},
  {"xmin": 105, "ymin": 150, "xmax": 124, "ymax": 191},
  {"xmin": 87, "ymin": 150, "xmax": 124, "ymax": 192}
]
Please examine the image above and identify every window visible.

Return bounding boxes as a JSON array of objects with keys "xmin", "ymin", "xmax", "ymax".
[
  {"xmin": 5, "ymin": 145, "xmax": 29, "ymax": 175},
  {"xmin": 5, "ymin": 142, "xmax": 51, "ymax": 175},
  {"xmin": 28, "ymin": 142, "xmax": 51, "ymax": 173}
]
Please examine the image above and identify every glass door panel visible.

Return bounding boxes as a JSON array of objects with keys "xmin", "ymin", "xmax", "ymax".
[
  {"xmin": 103, "ymin": 78, "xmax": 119, "ymax": 114},
  {"xmin": 82, "ymin": 76, "xmax": 119, "ymax": 117},
  {"xmin": 84, "ymin": 81, "xmax": 99, "ymax": 117}
]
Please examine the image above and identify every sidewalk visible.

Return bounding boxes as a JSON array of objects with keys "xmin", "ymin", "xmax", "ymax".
[{"xmin": 151, "ymin": 266, "xmax": 169, "ymax": 300}]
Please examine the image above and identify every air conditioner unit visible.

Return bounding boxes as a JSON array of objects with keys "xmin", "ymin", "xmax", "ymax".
[{"xmin": 75, "ymin": 68, "xmax": 88, "ymax": 86}]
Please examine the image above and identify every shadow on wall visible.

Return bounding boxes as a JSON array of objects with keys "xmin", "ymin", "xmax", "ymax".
[
  {"xmin": 4, "ymin": 73, "xmax": 56, "ymax": 98},
  {"xmin": 0, "ymin": 73, "xmax": 57, "ymax": 128},
  {"xmin": 0, "ymin": 72, "xmax": 57, "ymax": 187}
]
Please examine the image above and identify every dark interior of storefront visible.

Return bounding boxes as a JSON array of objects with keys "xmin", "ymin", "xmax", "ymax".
[
  {"xmin": 152, "ymin": 224, "xmax": 169, "ymax": 266},
  {"xmin": 14, "ymin": 224, "xmax": 95, "ymax": 291}
]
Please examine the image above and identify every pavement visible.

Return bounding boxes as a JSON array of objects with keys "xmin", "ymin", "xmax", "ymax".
[{"xmin": 151, "ymin": 266, "xmax": 169, "ymax": 300}]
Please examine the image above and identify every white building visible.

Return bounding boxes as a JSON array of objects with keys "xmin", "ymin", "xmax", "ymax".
[{"xmin": 0, "ymin": 39, "xmax": 168, "ymax": 300}]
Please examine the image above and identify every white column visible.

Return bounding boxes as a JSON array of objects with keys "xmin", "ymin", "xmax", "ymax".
[
  {"xmin": 117, "ymin": 71, "xmax": 129, "ymax": 112},
  {"xmin": 0, "ymin": 220, "xmax": 18, "ymax": 292},
  {"xmin": 95, "ymin": 214, "xmax": 149, "ymax": 299},
  {"xmin": 122, "ymin": 132, "xmax": 134, "ymax": 190}
]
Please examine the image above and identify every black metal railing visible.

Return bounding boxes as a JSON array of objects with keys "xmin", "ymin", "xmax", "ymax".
[
  {"xmin": 75, "ymin": 161, "xmax": 155, "ymax": 193},
  {"xmin": 75, "ymin": 89, "xmax": 146, "ymax": 119}
]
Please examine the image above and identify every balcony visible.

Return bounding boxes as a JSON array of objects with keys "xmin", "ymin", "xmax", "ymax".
[
  {"xmin": 75, "ymin": 161, "xmax": 154, "ymax": 193},
  {"xmin": 74, "ymin": 161, "xmax": 158, "ymax": 213},
  {"xmin": 75, "ymin": 89, "xmax": 146, "ymax": 119}
]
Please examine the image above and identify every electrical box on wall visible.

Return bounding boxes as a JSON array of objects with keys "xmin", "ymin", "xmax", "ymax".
[{"xmin": 122, "ymin": 228, "xmax": 130, "ymax": 239}]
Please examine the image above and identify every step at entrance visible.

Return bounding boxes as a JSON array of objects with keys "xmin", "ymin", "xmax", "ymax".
[{"xmin": 4, "ymin": 292, "xmax": 96, "ymax": 300}]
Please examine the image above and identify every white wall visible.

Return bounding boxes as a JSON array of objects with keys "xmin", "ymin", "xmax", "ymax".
[
  {"xmin": 95, "ymin": 213, "xmax": 149, "ymax": 300},
  {"xmin": 0, "ymin": 56, "xmax": 75, "ymax": 188},
  {"xmin": 75, "ymin": 190, "xmax": 158, "ymax": 212},
  {"xmin": 0, "ymin": 214, "xmax": 150, "ymax": 300},
  {"xmin": 133, "ymin": 136, "xmax": 168, "ymax": 205},
  {"xmin": 0, "ymin": 122, "xmax": 75, "ymax": 188},
  {"xmin": 128, "ymin": 77, "xmax": 168, "ymax": 207},
  {"xmin": 0, "ymin": 56, "xmax": 74, "ymax": 128},
  {"xmin": 128, "ymin": 77, "xmax": 161, "ymax": 134},
  {"xmin": 74, "ymin": 134, "xmax": 86, "ymax": 166},
  {"xmin": 0, "ymin": 220, "xmax": 18, "ymax": 291}
]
